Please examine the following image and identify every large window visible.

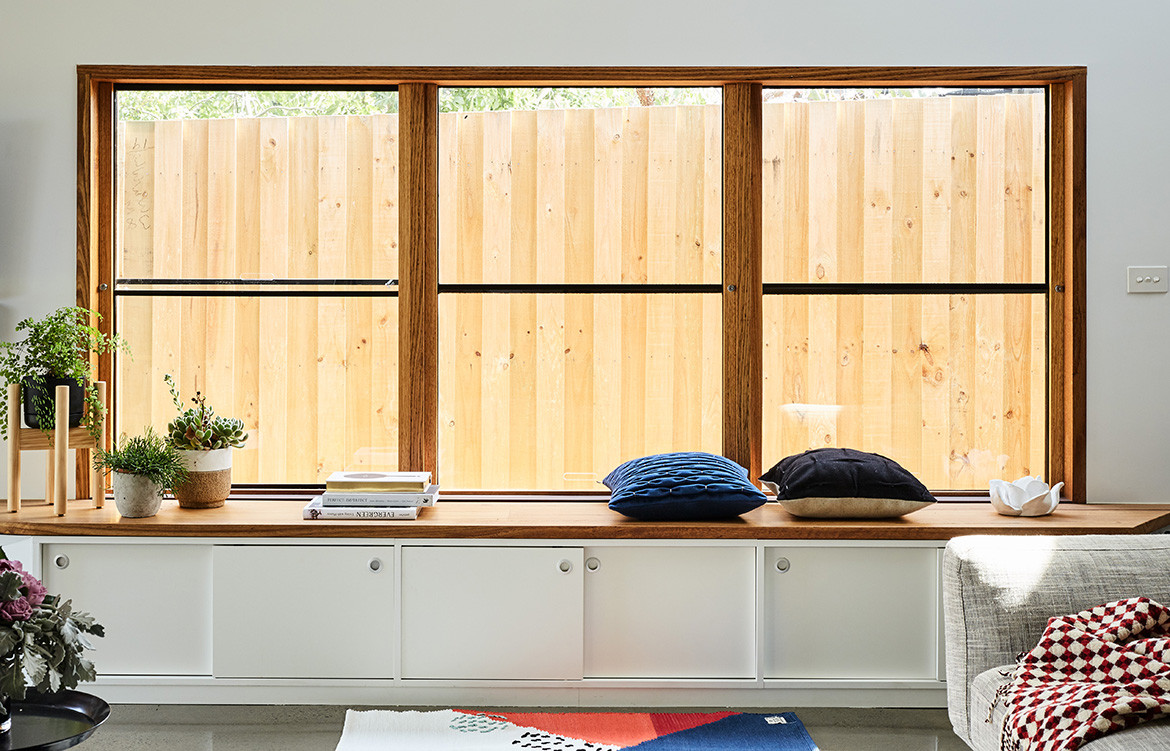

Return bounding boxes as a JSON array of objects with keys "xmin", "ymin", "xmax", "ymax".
[
  {"xmin": 113, "ymin": 90, "xmax": 400, "ymax": 484},
  {"xmin": 760, "ymin": 87, "xmax": 1047, "ymax": 491},
  {"xmin": 78, "ymin": 68, "xmax": 1086, "ymax": 499},
  {"xmin": 436, "ymin": 88, "xmax": 722, "ymax": 490}
]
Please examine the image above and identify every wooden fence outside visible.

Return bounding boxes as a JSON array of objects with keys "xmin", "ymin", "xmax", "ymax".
[{"xmin": 115, "ymin": 93, "xmax": 1045, "ymax": 490}]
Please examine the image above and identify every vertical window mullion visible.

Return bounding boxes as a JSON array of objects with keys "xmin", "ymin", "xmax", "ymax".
[
  {"xmin": 398, "ymin": 83, "xmax": 440, "ymax": 477},
  {"xmin": 1048, "ymin": 75, "xmax": 1087, "ymax": 502},
  {"xmin": 722, "ymin": 82, "xmax": 764, "ymax": 481},
  {"xmin": 82, "ymin": 78, "xmax": 116, "ymax": 497}
]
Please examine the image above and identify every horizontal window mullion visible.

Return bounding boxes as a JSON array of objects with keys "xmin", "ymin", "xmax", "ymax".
[
  {"xmin": 437, "ymin": 283, "xmax": 723, "ymax": 294},
  {"xmin": 762, "ymin": 282, "xmax": 1046, "ymax": 295},
  {"xmin": 112, "ymin": 288, "xmax": 398, "ymax": 298},
  {"xmin": 117, "ymin": 278, "xmax": 398, "ymax": 286}
]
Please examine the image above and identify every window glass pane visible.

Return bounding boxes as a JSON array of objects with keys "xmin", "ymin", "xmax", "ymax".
[
  {"xmin": 761, "ymin": 88, "xmax": 1046, "ymax": 284},
  {"xmin": 438, "ymin": 87, "xmax": 722, "ymax": 285},
  {"xmin": 439, "ymin": 293, "xmax": 722, "ymax": 490},
  {"xmin": 116, "ymin": 90, "xmax": 399, "ymax": 282},
  {"xmin": 115, "ymin": 296, "xmax": 399, "ymax": 484},
  {"xmin": 762, "ymin": 293, "xmax": 1046, "ymax": 491}
]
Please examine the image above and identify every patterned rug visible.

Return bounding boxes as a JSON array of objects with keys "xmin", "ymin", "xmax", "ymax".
[{"xmin": 334, "ymin": 709, "xmax": 819, "ymax": 750}]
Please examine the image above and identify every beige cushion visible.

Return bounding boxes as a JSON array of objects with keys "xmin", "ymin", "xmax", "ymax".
[{"xmin": 775, "ymin": 495, "xmax": 934, "ymax": 519}]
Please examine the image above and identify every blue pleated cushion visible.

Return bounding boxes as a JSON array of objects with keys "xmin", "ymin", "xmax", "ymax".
[{"xmin": 604, "ymin": 452, "xmax": 768, "ymax": 521}]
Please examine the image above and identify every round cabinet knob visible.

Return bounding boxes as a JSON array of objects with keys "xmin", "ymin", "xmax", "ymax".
[
  {"xmin": 368, "ymin": 558, "xmax": 383, "ymax": 573},
  {"xmin": 54, "ymin": 554, "xmax": 70, "ymax": 570},
  {"xmin": 775, "ymin": 557, "xmax": 790, "ymax": 573},
  {"xmin": 558, "ymin": 559, "xmax": 573, "ymax": 573},
  {"xmin": 585, "ymin": 557, "xmax": 600, "ymax": 572}
]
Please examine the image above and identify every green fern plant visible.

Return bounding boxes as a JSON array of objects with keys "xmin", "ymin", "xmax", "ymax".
[
  {"xmin": 0, "ymin": 307, "xmax": 125, "ymax": 442},
  {"xmin": 163, "ymin": 374, "xmax": 248, "ymax": 451},
  {"xmin": 93, "ymin": 428, "xmax": 188, "ymax": 490}
]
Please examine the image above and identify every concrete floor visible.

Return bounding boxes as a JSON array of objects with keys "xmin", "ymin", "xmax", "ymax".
[{"xmin": 78, "ymin": 705, "xmax": 973, "ymax": 750}]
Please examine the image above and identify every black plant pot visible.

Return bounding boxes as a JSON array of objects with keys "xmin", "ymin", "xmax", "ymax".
[{"xmin": 21, "ymin": 376, "xmax": 85, "ymax": 429}]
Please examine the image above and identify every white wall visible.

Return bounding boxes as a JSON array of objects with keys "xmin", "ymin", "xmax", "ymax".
[{"xmin": 1, "ymin": 1, "xmax": 1167, "ymax": 502}]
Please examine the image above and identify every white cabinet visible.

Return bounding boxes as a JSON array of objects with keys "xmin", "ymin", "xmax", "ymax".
[
  {"xmin": 212, "ymin": 545, "xmax": 394, "ymax": 679},
  {"xmin": 28, "ymin": 535, "xmax": 949, "ymax": 702},
  {"xmin": 400, "ymin": 546, "xmax": 583, "ymax": 680},
  {"xmin": 583, "ymin": 545, "xmax": 755, "ymax": 679},
  {"xmin": 42, "ymin": 543, "xmax": 212, "ymax": 676},
  {"xmin": 762, "ymin": 546, "xmax": 938, "ymax": 679}
]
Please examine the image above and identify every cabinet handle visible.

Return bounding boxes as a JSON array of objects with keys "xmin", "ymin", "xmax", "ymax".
[
  {"xmin": 585, "ymin": 557, "xmax": 600, "ymax": 572},
  {"xmin": 775, "ymin": 557, "xmax": 790, "ymax": 573},
  {"xmin": 557, "ymin": 559, "xmax": 573, "ymax": 573},
  {"xmin": 368, "ymin": 558, "xmax": 383, "ymax": 573},
  {"xmin": 53, "ymin": 554, "xmax": 70, "ymax": 570}
]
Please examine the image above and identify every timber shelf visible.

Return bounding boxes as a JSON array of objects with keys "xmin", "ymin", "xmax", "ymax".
[{"xmin": 0, "ymin": 499, "xmax": 1167, "ymax": 540}]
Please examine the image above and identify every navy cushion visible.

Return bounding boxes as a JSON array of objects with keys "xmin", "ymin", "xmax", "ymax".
[
  {"xmin": 604, "ymin": 452, "xmax": 768, "ymax": 521},
  {"xmin": 759, "ymin": 448, "xmax": 935, "ymax": 504}
]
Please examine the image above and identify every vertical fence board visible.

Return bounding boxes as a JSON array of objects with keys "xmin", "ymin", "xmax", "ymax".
[
  {"xmin": 781, "ymin": 103, "xmax": 809, "ymax": 450},
  {"xmin": 151, "ymin": 120, "xmax": 182, "ymax": 436},
  {"xmin": 371, "ymin": 113, "xmax": 400, "ymax": 472},
  {"xmin": 593, "ymin": 110, "xmax": 624, "ymax": 477},
  {"xmin": 372, "ymin": 114, "xmax": 400, "ymax": 277},
  {"xmin": 316, "ymin": 116, "xmax": 348, "ymax": 479},
  {"xmin": 564, "ymin": 110, "xmax": 595, "ymax": 484},
  {"xmin": 258, "ymin": 118, "xmax": 289, "ymax": 480},
  {"xmin": 947, "ymin": 98, "xmax": 978, "ymax": 485},
  {"xmin": 454, "ymin": 113, "xmax": 484, "ymax": 485},
  {"xmin": 890, "ymin": 100, "xmax": 924, "ymax": 473},
  {"xmin": 231, "ymin": 119, "xmax": 261, "ymax": 480},
  {"xmin": 205, "ymin": 120, "xmax": 237, "ymax": 433},
  {"xmin": 1003, "ymin": 96, "xmax": 1033, "ymax": 480},
  {"xmin": 536, "ymin": 110, "xmax": 566, "ymax": 285},
  {"xmin": 481, "ymin": 111, "xmax": 513, "ymax": 487},
  {"xmin": 287, "ymin": 117, "xmax": 318, "ymax": 481},
  {"xmin": 179, "ymin": 120, "xmax": 208, "ymax": 407},
  {"xmin": 345, "ymin": 116, "xmax": 374, "ymax": 469},
  {"xmin": 835, "ymin": 104, "xmax": 865, "ymax": 451},
  {"xmin": 508, "ymin": 112, "xmax": 538, "ymax": 485},
  {"xmin": 647, "ymin": 107, "xmax": 677, "ymax": 284},
  {"xmin": 119, "ymin": 122, "xmax": 155, "ymax": 436},
  {"xmin": 807, "ymin": 102, "xmax": 837, "ymax": 447}
]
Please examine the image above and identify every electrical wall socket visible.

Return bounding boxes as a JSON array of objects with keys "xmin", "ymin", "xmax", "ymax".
[{"xmin": 1127, "ymin": 266, "xmax": 1169, "ymax": 293}]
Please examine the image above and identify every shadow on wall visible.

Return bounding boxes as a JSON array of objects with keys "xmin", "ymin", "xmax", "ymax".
[{"xmin": 0, "ymin": 119, "xmax": 44, "ymax": 309}]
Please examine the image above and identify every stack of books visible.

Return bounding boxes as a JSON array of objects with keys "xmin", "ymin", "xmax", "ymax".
[{"xmin": 302, "ymin": 471, "xmax": 438, "ymax": 520}]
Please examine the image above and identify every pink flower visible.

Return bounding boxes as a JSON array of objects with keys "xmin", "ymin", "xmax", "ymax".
[
  {"xmin": 0, "ymin": 560, "xmax": 47, "ymax": 622},
  {"xmin": 0, "ymin": 598, "xmax": 32, "ymax": 622}
]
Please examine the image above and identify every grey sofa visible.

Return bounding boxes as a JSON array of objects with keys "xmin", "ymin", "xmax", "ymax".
[{"xmin": 943, "ymin": 534, "xmax": 1170, "ymax": 751}]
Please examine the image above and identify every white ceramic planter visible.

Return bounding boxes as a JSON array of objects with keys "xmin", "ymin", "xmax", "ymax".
[
  {"xmin": 111, "ymin": 471, "xmax": 165, "ymax": 518},
  {"xmin": 173, "ymin": 448, "xmax": 233, "ymax": 509},
  {"xmin": 989, "ymin": 476, "xmax": 1064, "ymax": 517}
]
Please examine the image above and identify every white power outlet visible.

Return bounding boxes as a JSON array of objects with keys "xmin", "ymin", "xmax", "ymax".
[{"xmin": 1127, "ymin": 266, "xmax": 1169, "ymax": 293}]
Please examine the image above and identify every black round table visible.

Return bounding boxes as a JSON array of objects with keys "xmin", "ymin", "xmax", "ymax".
[{"xmin": 0, "ymin": 691, "xmax": 109, "ymax": 751}]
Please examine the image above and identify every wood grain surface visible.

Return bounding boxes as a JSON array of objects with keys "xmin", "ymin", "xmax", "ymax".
[
  {"xmin": 2, "ymin": 499, "xmax": 1165, "ymax": 540},
  {"xmin": 77, "ymin": 66, "xmax": 1087, "ymax": 87}
]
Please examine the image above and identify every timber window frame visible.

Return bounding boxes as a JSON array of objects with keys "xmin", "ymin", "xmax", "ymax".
[{"xmin": 77, "ymin": 66, "xmax": 1087, "ymax": 501}]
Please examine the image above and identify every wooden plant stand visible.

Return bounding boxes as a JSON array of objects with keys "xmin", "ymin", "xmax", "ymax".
[{"xmin": 6, "ymin": 381, "xmax": 106, "ymax": 516}]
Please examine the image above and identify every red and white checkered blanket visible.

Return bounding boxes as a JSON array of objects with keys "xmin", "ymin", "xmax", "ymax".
[{"xmin": 996, "ymin": 597, "xmax": 1170, "ymax": 751}]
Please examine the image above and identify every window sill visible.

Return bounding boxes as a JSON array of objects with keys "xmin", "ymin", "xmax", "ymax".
[{"xmin": 0, "ymin": 499, "xmax": 1166, "ymax": 541}]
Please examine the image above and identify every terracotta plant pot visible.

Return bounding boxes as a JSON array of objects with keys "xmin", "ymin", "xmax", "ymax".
[
  {"xmin": 173, "ymin": 448, "xmax": 233, "ymax": 509},
  {"xmin": 111, "ymin": 471, "xmax": 165, "ymax": 518}
]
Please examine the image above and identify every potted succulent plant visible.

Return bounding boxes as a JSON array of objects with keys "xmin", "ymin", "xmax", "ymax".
[
  {"xmin": 163, "ymin": 374, "xmax": 248, "ymax": 509},
  {"xmin": 0, "ymin": 307, "xmax": 123, "ymax": 441},
  {"xmin": 93, "ymin": 428, "xmax": 187, "ymax": 518}
]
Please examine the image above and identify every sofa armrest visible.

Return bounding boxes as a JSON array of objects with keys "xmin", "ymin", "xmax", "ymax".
[{"xmin": 942, "ymin": 533, "xmax": 1170, "ymax": 746}]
